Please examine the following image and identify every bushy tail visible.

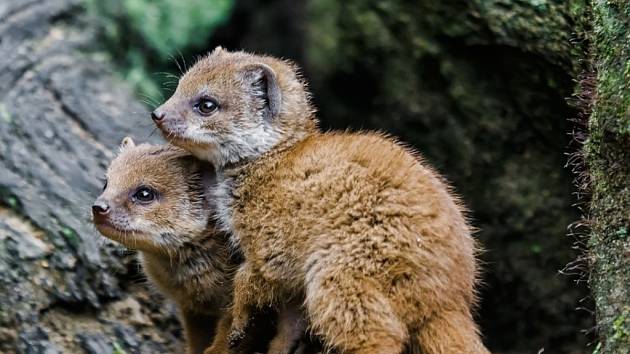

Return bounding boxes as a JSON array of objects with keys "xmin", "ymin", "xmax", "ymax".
[{"xmin": 408, "ymin": 311, "xmax": 490, "ymax": 354}]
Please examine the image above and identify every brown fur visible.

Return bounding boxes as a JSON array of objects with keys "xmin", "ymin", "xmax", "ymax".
[
  {"xmin": 155, "ymin": 48, "xmax": 489, "ymax": 354},
  {"xmin": 92, "ymin": 140, "xmax": 234, "ymax": 354}
]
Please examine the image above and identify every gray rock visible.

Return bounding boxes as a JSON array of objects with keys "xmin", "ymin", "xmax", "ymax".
[
  {"xmin": 113, "ymin": 324, "xmax": 140, "ymax": 353},
  {"xmin": 18, "ymin": 327, "xmax": 63, "ymax": 354},
  {"xmin": 75, "ymin": 333, "xmax": 112, "ymax": 354},
  {"xmin": 0, "ymin": 0, "xmax": 178, "ymax": 353}
]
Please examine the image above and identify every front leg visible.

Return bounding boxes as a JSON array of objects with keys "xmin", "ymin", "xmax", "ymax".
[
  {"xmin": 203, "ymin": 313, "xmax": 232, "ymax": 354},
  {"xmin": 229, "ymin": 262, "xmax": 274, "ymax": 350},
  {"xmin": 266, "ymin": 301, "xmax": 307, "ymax": 354},
  {"xmin": 180, "ymin": 309, "xmax": 219, "ymax": 354}
]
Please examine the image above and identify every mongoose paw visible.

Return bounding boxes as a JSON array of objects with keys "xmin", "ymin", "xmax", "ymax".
[{"xmin": 228, "ymin": 328, "xmax": 246, "ymax": 350}]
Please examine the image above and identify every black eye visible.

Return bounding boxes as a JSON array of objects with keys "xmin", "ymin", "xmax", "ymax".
[
  {"xmin": 102, "ymin": 179, "xmax": 107, "ymax": 191},
  {"xmin": 194, "ymin": 98, "xmax": 218, "ymax": 115},
  {"xmin": 133, "ymin": 187, "xmax": 157, "ymax": 204}
]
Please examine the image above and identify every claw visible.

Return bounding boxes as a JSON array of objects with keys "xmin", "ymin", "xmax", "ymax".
[{"xmin": 228, "ymin": 328, "xmax": 245, "ymax": 349}]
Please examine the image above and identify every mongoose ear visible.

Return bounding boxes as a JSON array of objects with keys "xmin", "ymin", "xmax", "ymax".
[
  {"xmin": 240, "ymin": 63, "xmax": 282, "ymax": 120},
  {"xmin": 176, "ymin": 156, "xmax": 217, "ymax": 206},
  {"xmin": 119, "ymin": 136, "xmax": 136, "ymax": 151},
  {"xmin": 210, "ymin": 46, "xmax": 225, "ymax": 56}
]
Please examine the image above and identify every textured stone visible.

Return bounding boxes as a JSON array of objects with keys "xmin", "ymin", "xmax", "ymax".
[{"xmin": 0, "ymin": 0, "xmax": 176, "ymax": 353}]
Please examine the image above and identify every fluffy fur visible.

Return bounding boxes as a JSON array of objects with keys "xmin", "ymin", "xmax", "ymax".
[
  {"xmin": 155, "ymin": 48, "xmax": 489, "ymax": 354},
  {"xmin": 92, "ymin": 140, "xmax": 234, "ymax": 354}
]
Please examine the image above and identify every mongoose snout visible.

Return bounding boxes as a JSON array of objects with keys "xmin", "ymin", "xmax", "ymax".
[
  {"xmin": 92, "ymin": 186, "xmax": 158, "ymax": 240},
  {"xmin": 91, "ymin": 199, "xmax": 109, "ymax": 218},
  {"xmin": 151, "ymin": 104, "xmax": 188, "ymax": 138},
  {"xmin": 150, "ymin": 110, "xmax": 165, "ymax": 122}
]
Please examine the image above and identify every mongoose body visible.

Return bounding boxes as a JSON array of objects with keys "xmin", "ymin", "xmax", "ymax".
[
  {"xmin": 153, "ymin": 48, "xmax": 489, "ymax": 354},
  {"xmin": 92, "ymin": 140, "xmax": 235, "ymax": 354}
]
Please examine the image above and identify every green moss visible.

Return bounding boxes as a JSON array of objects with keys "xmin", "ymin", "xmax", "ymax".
[
  {"xmin": 7, "ymin": 197, "xmax": 17, "ymax": 209},
  {"xmin": 473, "ymin": 0, "xmax": 580, "ymax": 71},
  {"xmin": 60, "ymin": 227, "xmax": 79, "ymax": 250},
  {"xmin": 0, "ymin": 103, "xmax": 12, "ymax": 124},
  {"xmin": 0, "ymin": 187, "xmax": 22, "ymax": 213},
  {"xmin": 612, "ymin": 308, "xmax": 629, "ymax": 340},
  {"xmin": 83, "ymin": 0, "xmax": 235, "ymax": 101},
  {"xmin": 112, "ymin": 342, "xmax": 128, "ymax": 354},
  {"xmin": 586, "ymin": 1, "xmax": 630, "ymax": 351}
]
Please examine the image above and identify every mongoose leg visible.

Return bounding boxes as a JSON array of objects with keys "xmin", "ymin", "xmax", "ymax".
[
  {"xmin": 181, "ymin": 311, "xmax": 218, "ymax": 354},
  {"xmin": 203, "ymin": 313, "xmax": 232, "ymax": 354},
  {"xmin": 228, "ymin": 264, "xmax": 270, "ymax": 349},
  {"xmin": 305, "ymin": 266, "xmax": 406, "ymax": 354},
  {"xmin": 414, "ymin": 311, "xmax": 490, "ymax": 354},
  {"xmin": 266, "ymin": 301, "xmax": 307, "ymax": 354}
]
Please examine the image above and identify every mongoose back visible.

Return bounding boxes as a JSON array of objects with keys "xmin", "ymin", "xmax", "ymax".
[{"xmin": 153, "ymin": 48, "xmax": 489, "ymax": 354}]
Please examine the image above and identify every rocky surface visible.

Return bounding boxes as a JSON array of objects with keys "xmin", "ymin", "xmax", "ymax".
[{"xmin": 0, "ymin": 0, "xmax": 180, "ymax": 353}]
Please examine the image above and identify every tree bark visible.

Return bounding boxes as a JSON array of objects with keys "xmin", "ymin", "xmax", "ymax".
[
  {"xmin": 0, "ymin": 1, "xmax": 179, "ymax": 353},
  {"xmin": 587, "ymin": 1, "xmax": 630, "ymax": 352}
]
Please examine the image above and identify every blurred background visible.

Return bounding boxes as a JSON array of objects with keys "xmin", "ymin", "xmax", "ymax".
[{"xmin": 0, "ymin": 0, "xmax": 597, "ymax": 353}]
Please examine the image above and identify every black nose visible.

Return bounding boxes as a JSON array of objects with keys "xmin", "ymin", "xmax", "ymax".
[
  {"xmin": 151, "ymin": 110, "xmax": 165, "ymax": 122},
  {"xmin": 92, "ymin": 202, "xmax": 110, "ymax": 215}
]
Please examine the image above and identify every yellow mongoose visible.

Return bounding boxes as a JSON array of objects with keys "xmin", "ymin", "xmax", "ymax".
[
  {"xmin": 92, "ymin": 139, "xmax": 308, "ymax": 354},
  {"xmin": 153, "ymin": 48, "xmax": 489, "ymax": 354},
  {"xmin": 92, "ymin": 138, "xmax": 234, "ymax": 354}
]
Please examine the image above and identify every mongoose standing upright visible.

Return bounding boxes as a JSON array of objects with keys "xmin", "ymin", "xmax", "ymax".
[
  {"xmin": 92, "ymin": 139, "xmax": 308, "ymax": 354},
  {"xmin": 153, "ymin": 48, "xmax": 490, "ymax": 354}
]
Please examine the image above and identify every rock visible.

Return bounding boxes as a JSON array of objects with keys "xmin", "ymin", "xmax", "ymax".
[
  {"xmin": 113, "ymin": 324, "xmax": 140, "ymax": 352},
  {"xmin": 75, "ymin": 333, "xmax": 112, "ymax": 354},
  {"xmin": 107, "ymin": 297, "xmax": 153, "ymax": 327},
  {"xmin": 0, "ymin": 0, "xmax": 178, "ymax": 353},
  {"xmin": 18, "ymin": 327, "xmax": 63, "ymax": 354}
]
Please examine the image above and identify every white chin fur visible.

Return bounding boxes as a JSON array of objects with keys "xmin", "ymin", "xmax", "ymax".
[{"xmin": 184, "ymin": 123, "xmax": 283, "ymax": 168}]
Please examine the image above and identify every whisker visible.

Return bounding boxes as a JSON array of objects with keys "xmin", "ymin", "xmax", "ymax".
[
  {"xmin": 153, "ymin": 71, "xmax": 180, "ymax": 81},
  {"xmin": 147, "ymin": 126, "xmax": 161, "ymax": 138},
  {"xmin": 168, "ymin": 53, "xmax": 185, "ymax": 76},
  {"xmin": 177, "ymin": 49, "xmax": 189, "ymax": 72}
]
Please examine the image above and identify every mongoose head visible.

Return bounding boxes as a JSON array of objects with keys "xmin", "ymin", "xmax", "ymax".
[
  {"xmin": 152, "ymin": 47, "xmax": 317, "ymax": 168},
  {"xmin": 92, "ymin": 137, "xmax": 213, "ymax": 254}
]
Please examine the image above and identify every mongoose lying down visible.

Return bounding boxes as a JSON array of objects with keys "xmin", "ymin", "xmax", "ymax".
[
  {"xmin": 92, "ymin": 139, "xmax": 313, "ymax": 354},
  {"xmin": 153, "ymin": 48, "xmax": 490, "ymax": 354}
]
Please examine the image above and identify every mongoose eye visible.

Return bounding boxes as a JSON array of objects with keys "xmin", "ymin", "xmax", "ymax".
[
  {"xmin": 102, "ymin": 179, "xmax": 108, "ymax": 191},
  {"xmin": 132, "ymin": 187, "xmax": 157, "ymax": 204},
  {"xmin": 194, "ymin": 98, "xmax": 218, "ymax": 116}
]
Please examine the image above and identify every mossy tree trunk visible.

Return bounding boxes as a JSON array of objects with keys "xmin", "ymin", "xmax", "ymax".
[{"xmin": 587, "ymin": 1, "xmax": 630, "ymax": 352}]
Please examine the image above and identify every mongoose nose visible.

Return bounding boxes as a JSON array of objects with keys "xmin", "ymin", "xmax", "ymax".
[
  {"xmin": 151, "ymin": 110, "xmax": 165, "ymax": 123},
  {"xmin": 92, "ymin": 202, "xmax": 110, "ymax": 216}
]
